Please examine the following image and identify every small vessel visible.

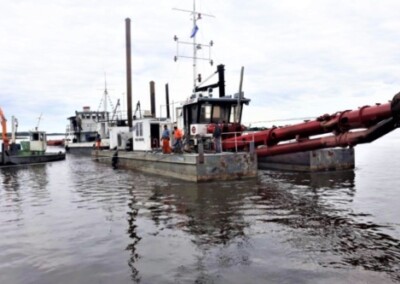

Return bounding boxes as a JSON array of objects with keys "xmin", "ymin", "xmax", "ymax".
[
  {"xmin": 0, "ymin": 110, "xmax": 65, "ymax": 166},
  {"xmin": 64, "ymin": 83, "xmax": 118, "ymax": 154},
  {"xmin": 64, "ymin": 106, "xmax": 111, "ymax": 154}
]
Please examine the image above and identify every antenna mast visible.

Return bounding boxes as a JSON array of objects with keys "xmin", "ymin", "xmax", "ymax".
[
  {"xmin": 192, "ymin": 0, "xmax": 197, "ymax": 91},
  {"xmin": 36, "ymin": 113, "xmax": 42, "ymax": 130},
  {"xmin": 173, "ymin": 0, "xmax": 215, "ymax": 92},
  {"xmin": 104, "ymin": 73, "xmax": 108, "ymax": 113},
  {"xmin": 97, "ymin": 73, "xmax": 115, "ymax": 116}
]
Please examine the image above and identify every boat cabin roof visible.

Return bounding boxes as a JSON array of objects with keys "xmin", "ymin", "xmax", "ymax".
[
  {"xmin": 183, "ymin": 96, "xmax": 250, "ymax": 107},
  {"xmin": 68, "ymin": 111, "xmax": 109, "ymax": 121}
]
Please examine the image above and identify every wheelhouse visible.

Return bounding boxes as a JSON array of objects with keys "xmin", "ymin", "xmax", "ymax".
[
  {"xmin": 179, "ymin": 64, "xmax": 250, "ymax": 145},
  {"xmin": 182, "ymin": 96, "xmax": 250, "ymax": 132}
]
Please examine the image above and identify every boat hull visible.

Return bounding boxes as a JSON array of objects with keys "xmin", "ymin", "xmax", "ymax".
[
  {"xmin": 258, "ymin": 148, "xmax": 355, "ymax": 172},
  {"xmin": 65, "ymin": 141, "xmax": 109, "ymax": 155},
  {"xmin": 92, "ymin": 149, "xmax": 258, "ymax": 182},
  {"xmin": 1, "ymin": 152, "xmax": 66, "ymax": 166}
]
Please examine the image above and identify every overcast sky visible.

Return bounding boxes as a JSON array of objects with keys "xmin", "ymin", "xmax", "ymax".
[{"xmin": 1, "ymin": 0, "xmax": 400, "ymax": 133}]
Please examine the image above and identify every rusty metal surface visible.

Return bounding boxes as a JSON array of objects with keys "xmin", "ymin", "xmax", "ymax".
[
  {"xmin": 310, "ymin": 148, "xmax": 354, "ymax": 171},
  {"xmin": 258, "ymin": 148, "xmax": 354, "ymax": 172},
  {"xmin": 93, "ymin": 150, "xmax": 257, "ymax": 182}
]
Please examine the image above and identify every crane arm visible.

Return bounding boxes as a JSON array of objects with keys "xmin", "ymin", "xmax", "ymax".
[{"xmin": 0, "ymin": 107, "xmax": 9, "ymax": 150}]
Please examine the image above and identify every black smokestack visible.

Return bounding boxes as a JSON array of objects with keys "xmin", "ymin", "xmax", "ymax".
[
  {"xmin": 217, "ymin": 64, "xmax": 225, "ymax": 97},
  {"xmin": 150, "ymin": 81, "xmax": 156, "ymax": 118},
  {"xmin": 165, "ymin": 83, "xmax": 170, "ymax": 119},
  {"xmin": 125, "ymin": 18, "xmax": 133, "ymax": 128}
]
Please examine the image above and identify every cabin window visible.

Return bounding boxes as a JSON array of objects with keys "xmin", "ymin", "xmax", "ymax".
[
  {"xmin": 200, "ymin": 104, "xmax": 211, "ymax": 123},
  {"xmin": 212, "ymin": 105, "xmax": 230, "ymax": 123},
  {"xmin": 212, "ymin": 105, "xmax": 221, "ymax": 122},
  {"xmin": 117, "ymin": 134, "xmax": 122, "ymax": 146},
  {"xmin": 230, "ymin": 105, "xmax": 238, "ymax": 123},
  {"xmin": 31, "ymin": 133, "xmax": 39, "ymax": 141},
  {"xmin": 190, "ymin": 105, "xmax": 198, "ymax": 123},
  {"xmin": 136, "ymin": 122, "xmax": 143, "ymax": 137},
  {"xmin": 221, "ymin": 106, "xmax": 230, "ymax": 123}
]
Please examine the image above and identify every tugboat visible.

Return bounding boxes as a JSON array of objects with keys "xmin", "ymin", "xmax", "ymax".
[
  {"xmin": 92, "ymin": 10, "xmax": 258, "ymax": 182},
  {"xmin": 0, "ymin": 109, "xmax": 65, "ymax": 166}
]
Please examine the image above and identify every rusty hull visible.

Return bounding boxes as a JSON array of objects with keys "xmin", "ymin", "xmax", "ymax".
[{"xmin": 93, "ymin": 150, "xmax": 258, "ymax": 182}]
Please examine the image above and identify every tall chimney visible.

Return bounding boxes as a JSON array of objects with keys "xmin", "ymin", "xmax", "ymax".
[
  {"xmin": 150, "ymin": 81, "xmax": 156, "ymax": 118},
  {"xmin": 217, "ymin": 64, "xmax": 225, "ymax": 97},
  {"xmin": 125, "ymin": 18, "xmax": 133, "ymax": 128},
  {"xmin": 165, "ymin": 83, "xmax": 170, "ymax": 119}
]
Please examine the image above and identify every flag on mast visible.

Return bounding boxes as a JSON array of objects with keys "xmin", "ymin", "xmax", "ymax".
[{"xmin": 190, "ymin": 25, "xmax": 199, "ymax": 38}]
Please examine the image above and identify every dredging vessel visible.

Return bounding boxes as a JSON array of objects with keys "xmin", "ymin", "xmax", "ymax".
[{"xmin": 93, "ymin": 1, "xmax": 400, "ymax": 181}]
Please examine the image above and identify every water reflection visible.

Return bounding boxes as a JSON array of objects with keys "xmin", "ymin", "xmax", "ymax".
[
  {"xmin": 126, "ymin": 178, "xmax": 256, "ymax": 283},
  {"xmin": 0, "ymin": 165, "xmax": 49, "ymax": 217},
  {"xmin": 1, "ymin": 154, "xmax": 399, "ymax": 283},
  {"xmin": 126, "ymin": 186, "xmax": 141, "ymax": 283},
  {"xmin": 0, "ymin": 168, "xmax": 23, "ymax": 219},
  {"xmin": 1, "ymin": 164, "xmax": 49, "ymax": 191},
  {"xmin": 257, "ymin": 170, "xmax": 400, "ymax": 281},
  {"xmin": 147, "ymin": 180, "xmax": 254, "ymax": 247},
  {"xmin": 129, "ymin": 169, "xmax": 399, "ymax": 282},
  {"xmin": 1, "ymin": 167, "xmax": 22, "ymax": 191},
  {"xmin": 28, "ymin": 165, "xmax": 49, "ymax": 189}
]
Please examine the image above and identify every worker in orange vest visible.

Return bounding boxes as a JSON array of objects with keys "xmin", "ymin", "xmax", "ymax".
[
  {"xmin": 173, "ymin": 126, "xmax": 183, "ymax": 153},
  {"xmin": 161, "ymin": 125, "xmax": 171, "ymax": 154}
]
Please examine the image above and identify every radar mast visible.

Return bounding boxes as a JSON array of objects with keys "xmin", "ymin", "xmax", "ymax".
[{"xmin": 173, "ymin": 0, "xmax": 215, "ymax": 93}]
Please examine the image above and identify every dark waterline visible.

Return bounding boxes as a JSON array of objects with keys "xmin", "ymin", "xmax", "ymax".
[{"xmin": 1, "ymin": 132, "xmax": 400, "ymax": 284}]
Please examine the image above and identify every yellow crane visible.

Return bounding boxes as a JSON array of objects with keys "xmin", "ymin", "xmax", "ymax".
[{"xmin": 0, "ymin": 107, "xmax": 9, "ymax": 150}]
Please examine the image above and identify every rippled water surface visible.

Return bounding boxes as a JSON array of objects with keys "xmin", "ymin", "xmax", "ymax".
[{"xmin": 1, "ymin": 132, "xmax": 400, "ymax": 284}]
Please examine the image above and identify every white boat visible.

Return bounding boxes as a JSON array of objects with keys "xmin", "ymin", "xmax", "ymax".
[
  {"xmin": 65, "ymin": 85, "xmax": 116, "ymax": 154},
  {"xmin": 64, "ymin": 106, "xmax": 111, "ymax": 154}
]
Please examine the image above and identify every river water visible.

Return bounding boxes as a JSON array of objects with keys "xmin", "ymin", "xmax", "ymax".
[{"xmin": 1, "ymin": 132, "xmax": 400, "ymax": 284}]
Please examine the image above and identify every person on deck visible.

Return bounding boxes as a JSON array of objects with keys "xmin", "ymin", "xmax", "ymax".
[
  {"xmin": 213, "ymin": 121, "xmax": 222, "ymax": 153},
  {"xmin": 173, "ymin": 126, "xmax": 183, "ymax": 153},
  {"xmin": 95, "ymin": 132, "xmax": 101, "ymax": 150},
  {"xmin": 161, "ymin": 125, "xmax": 171, "ymax": 154}
]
